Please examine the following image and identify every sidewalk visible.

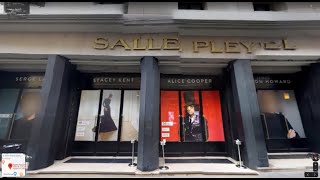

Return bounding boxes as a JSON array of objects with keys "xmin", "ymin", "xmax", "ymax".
[
  {"xmin": 259, "ymin": 153, "xmax": 314, "ymax": 172},
  {"xmin": 24, "ymin": 170, "xmax": 309, "ymax": 178},
  {"xmin": 26, "ymin": 156, "xmax": 259, "ymax": 176},
  {"xmin": 2, "ymin": 155, "xmax": 315, "ymax": 178}
]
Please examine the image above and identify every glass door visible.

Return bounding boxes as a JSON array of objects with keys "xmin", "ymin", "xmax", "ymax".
[
  {"xmin": 74, "ymin": 90, "xmax": 101, "ymax": 142},
  {"xmin": 160, "ymin": 90, "xmax": 226, "ymax": 155},
  {"xmin": 257, "ymin": 90, "xmax": 308, "ymax": 152},
  {"xmin": 160, "ymin": 91, "xmax": 180, "ymax": 142},
  {"xmin": 0, "ymin": 89, "xmax": 20, "ymax": 140},
  {"xmin": 120, "ymin": 90, "xmax": 140, "ymax": 142},
  {"xmin": 97, "ymin": 90, "xmax": 121, "ymax": 142},
  {"xmin": 180, "ymin": 90, "xmax": 203, "ymax": 142},
  {"xmin": 72, "ymin": 89, "xmax": 140, "ymax": 155},
  {"xmin": 95, "ymin": 90, "xmax": 121, "ymax": 155}
]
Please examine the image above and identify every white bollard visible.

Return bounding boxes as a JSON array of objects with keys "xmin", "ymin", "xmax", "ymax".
[
  {"xmin": 159, "ymin": 139, "xmax": 169, "ymax": 170},
  {"xmin": 128, "ymin": 139, "xmax": 137, "ymax": 167},
  {"xmin": 235, "ymin": 139, "xmax": 247, "ymax": 169}
]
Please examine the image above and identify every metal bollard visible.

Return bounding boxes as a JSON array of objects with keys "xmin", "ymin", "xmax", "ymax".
[
  {"xmin": 128, "ymin": 139, "xmax": 137, "ymax": 167},
  {"xmin": 235, "ymin": 139, "xmax": 247, "ymax": 169},
  {"xmin": 159, "ymin": 139, "xmax": 169, "ymax": 170}
]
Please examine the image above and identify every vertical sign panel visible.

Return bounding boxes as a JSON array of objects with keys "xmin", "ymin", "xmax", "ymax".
[
  {"xmin": 74, "ymin": 90, "xmax": 100, "ymax": 141},
  {"xmin": 98, "ymin": 90, "xmax": 121, "ymax": 141},
  {"xmin": 201, "ymin": 90, "xmax": 225, "ymax": 142},
  {"xmin": 160, "ymin": 91, "xmax": 180, "ymax": 142},
  {"xmin": 121, "ymin": 90, "xmax": 140, "ymax": 141},
  {"xmin": 180, "ymin": 91, "xmax": 203, "ymax": 142}
]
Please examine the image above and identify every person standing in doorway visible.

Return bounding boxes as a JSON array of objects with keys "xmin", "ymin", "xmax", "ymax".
[
  {"xmin": 10, "ymin": 91, "xmax": 41, "ymax": 140},
  {"xmin": 259, "ymin": 91, "xmax": 300, "ymax": 140}
]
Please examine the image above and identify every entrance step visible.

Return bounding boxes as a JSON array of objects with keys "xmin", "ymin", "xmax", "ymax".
[
  {"xmin": 268, "ymin": 152, "xmax": 311, "ymax": 159},
  {"xmin": 26, "ymin": 156, "xmax": 258, "ymax": 175},
  {"xmin": 258, "ymin": 152, "xmax": 314, "ymax": 171}
]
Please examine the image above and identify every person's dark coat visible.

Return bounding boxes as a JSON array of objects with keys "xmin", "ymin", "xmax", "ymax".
[
  {"xmin": 10, "ymin": 117, "xmax": 33, "ymax": 140},
  {"xmin": 183, "ymin": 114, "xmax": 206, "ymax": 142},
  {"xmin": 260, "ymin": 112, "xmax": 300, "ymax": 140}
]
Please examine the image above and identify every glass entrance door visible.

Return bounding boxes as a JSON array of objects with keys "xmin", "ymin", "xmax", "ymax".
[
  {"xmin": 72, "ymin": 89, "xmax": 140, "ymax": 156},
  {"xmin": 0, "ymin": 89, "xmax": 20, "ymax": 140},
  {"xmin": 257, "ymin": 90, "xmax": 308, "ymax": 152},
  {"xmin": 0, "ymin": 88, "xmax": 42, "ymax": 141},
  {"xmin": 160, "ymin": 90, "xmax": 226, "ymax": 155},
  {"xmin": 74, "ymin": 90, "xmax": 101, "ymax": 142}
]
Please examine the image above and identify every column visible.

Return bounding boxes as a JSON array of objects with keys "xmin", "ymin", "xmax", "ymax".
[
  {"xmin": 27, "ymin": 55, "xmax": 73, "ymax": 170},
  {"xmin": 296, "ymin": 63, "xmax": 320, "ymax": 153},
  {"xmin": 137, "ymin": 56, "xmax": 160, "ymax": 171},
  {"xmin": 228, "ymin": 60, "xmax": 269, "ymax": 169}
]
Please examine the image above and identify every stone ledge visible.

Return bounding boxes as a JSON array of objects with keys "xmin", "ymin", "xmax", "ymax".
[{"xmin": 135, "ymin": 169, "xmax": 160, "ymax": 175}]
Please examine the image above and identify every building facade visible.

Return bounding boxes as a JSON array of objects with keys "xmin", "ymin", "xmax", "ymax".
[{"xmin": 0, "ymin": 2, "xmax": 320, "ymax": 171}]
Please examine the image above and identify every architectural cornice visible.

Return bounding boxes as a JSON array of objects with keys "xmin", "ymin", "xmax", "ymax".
[{"xmin": 0, "ymin": 13, "xmax": 320, "ymax": 33}]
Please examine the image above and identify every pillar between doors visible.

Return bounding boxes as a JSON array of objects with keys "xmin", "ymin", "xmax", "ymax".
[
  {"xmin": 227, "ymin": 59, "xmax": 269, "ymax": 169},
  {"xmin": 295, "ymin": 63, "xmax": 320, "ymax": 153},
  {"xmin": 27, "ymin": 55, "xmax": 73, "ymax": 170},
  {"xmin": 137, "ymin": 56, "xmax": 160, "ymax": 171}
]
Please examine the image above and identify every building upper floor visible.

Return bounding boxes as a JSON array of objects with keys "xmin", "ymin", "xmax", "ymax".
[
  {"xmin": 2, "ymin": 2, "xmax": 320, "ymax": 15},
  {"xmin": 1, "ymin": 2, "xmax": 320, "ymax": 36}
]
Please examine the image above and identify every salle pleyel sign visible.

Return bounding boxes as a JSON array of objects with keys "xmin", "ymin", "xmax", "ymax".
[{"xmin": 93, "ymin": 37, "xmax": 297, "ymax": 54}]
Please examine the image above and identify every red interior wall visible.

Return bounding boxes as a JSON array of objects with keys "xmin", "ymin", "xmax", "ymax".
[
  {"xmin": 160, "ymin": 91, "xmax": 180, "ymax": 142},
  {"xmin": 202, "ymin": 90, "xmax": 225, "ymax": 141}
]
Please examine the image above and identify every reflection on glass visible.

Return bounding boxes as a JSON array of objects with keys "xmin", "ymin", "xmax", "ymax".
[
  {"xmin": 74, "ymin": 90, "xmax": 100, "ymax": 141},
  {"xmin": 257, "ymin": 90, "xmax": 306, "ymax": 140},
  {"xmin": 0, "ymin": 89, "xmax": 20, "ymax": 140},
  {"xmin": 120, "ymin": 90, "xmax": 140, "ymax": 141},
  {"xmin": 10, "ymin": 89, "xmax": 41, "ymax": 140},
  {"xmin": 98, "ymin": 90, "xmax": 121, "ymax": 141},
  {"xmin": 160, "ymin": 91, "xmax": 180, "ymax": 142},
  {"xmin": 181, "ymin": 91, "xmax": 203, "ymax": 142}
]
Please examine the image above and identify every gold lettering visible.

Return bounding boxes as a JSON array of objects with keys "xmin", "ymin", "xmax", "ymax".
[
  {"xmin": 282, "ymin": 39, "xmax": 296, "ymax": 50},
  {"xmin": 133, "ymin": 38, "xmax": 147, "ymax": 50},
  {"xmin": 163, "ymin": 38, "xmax": 180, "ymax": 50},
  {"xmin": 264, "ymin": 41, "xmax": 281, "ymax": 50},
  {"xmin": 110, "ymin": 39, "xmax": 131, "ymax": 50},
  {"xmin": 210, "ymin": 41, "xmax": 223, "ymax": 53},
  {"xmin": 240, "ymin": 41, "xmax": 255, "ymax": 54},
  {"xmin": 193, "ymin": 41, "xmax": 209, "ymax": 53},
  {"xmin": 93, "ymin": 38, "xmax": 108, "ymax": 50},
  {"xmin": 147, "ymin": 38, "xmax": 162, "ymax": 50},
  {"xmin": 225, "ymin": 41, "xmax": 241, "ymax": 53}
]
